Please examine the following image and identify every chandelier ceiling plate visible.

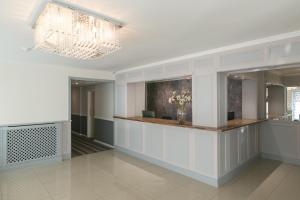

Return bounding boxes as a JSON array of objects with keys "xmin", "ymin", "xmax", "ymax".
[{"xmin": 30, "ymin": 0, "xmax": 124, "ymax": 60}]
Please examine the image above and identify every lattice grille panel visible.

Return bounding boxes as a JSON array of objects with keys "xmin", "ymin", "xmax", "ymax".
[{"xmin": 6, "ymin": 125, "xmax": 58, "ymax": 164}]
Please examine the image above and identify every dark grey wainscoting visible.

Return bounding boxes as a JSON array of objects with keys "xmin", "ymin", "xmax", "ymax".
[
  {"xmin": 71, "ymin": 114, "xmax": 87, "ymax": 136},
  {"xmin": 94, "ymin": 118, "xmax": 114, "ymax": 146}
]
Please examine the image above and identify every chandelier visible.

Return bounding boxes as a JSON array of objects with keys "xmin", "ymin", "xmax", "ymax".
[{"xmin": 32, "ymin": 1, "xmax": 122, "ymax": 59}]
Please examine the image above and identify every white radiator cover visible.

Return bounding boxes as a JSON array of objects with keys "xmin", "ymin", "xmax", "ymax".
[{"xmin": 0, "ymin": 123, "xmax": 62, "ymax": 169}]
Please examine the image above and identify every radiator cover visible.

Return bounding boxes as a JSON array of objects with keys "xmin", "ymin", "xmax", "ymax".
[{"xmin": 1, "ymin": 123, "xmax": 61, "ymax": 167}]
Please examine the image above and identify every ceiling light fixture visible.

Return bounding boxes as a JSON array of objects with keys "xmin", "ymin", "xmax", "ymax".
[{"xmin": 30, "ymin": 0, "xmax": 123, "ymax": 60}]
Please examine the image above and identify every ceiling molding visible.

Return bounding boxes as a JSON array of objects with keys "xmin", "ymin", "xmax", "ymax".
[{"xmin": 115, "ymin": 30, "xmax": 300, "ymax": 74}]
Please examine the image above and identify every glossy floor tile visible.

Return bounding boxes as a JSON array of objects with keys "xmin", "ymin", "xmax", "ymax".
[{"xmin": 0, "ymin": 150, "xmax": 299, "ymax": 200}]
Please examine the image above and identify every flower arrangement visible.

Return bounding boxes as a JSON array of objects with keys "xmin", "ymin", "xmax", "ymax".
[
  {"xmin": 168, "ymin": 90, "xmax": 192, "ymax": 107},
  {"xmin": 168, "ymin": 90, "xmax": 192, "ymax": 124}
]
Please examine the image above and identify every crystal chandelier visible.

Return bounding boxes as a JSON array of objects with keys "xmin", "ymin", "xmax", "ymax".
[{"xmin": 33, "ymin": 1, "xmax": 122, "ymax": 59}]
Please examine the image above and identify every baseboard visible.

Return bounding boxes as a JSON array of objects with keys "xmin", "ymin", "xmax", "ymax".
[
  {"xmin": 72, "ymin": 131, "xmax": 87, "ymax": 137},
  {"xmin": 62, "ymin": 153, "xmax": 72, "ymax": 160},
  {"xmin": 261, "ymin": 153, "xmax": 300, "ymax": 165},
  {"xmin": 94, "ymin": 116, "xmax": 114, "ymax": 122},
  {"xmin": 94, "ymin": 139, "xmax": 114, "ymax": 149},
  {"xmin": 115, "ymin": 146, "xmax": 219, "ymax": 187},
  {"xmin": 0, "ymin": 156, "xmax": 62, "ymax": 171},
  {"xmin": 218, "ymin": 154, "xmax": 260, "ymax": 186}
]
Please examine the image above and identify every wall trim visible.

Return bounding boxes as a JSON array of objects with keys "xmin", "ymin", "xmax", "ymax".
[
  {"xmin": 94, "ymin": 116, "xmax": 114, "ymax": 122},
  {"xmin": 62, "ymin": 153, "xmax": 71, "ymax": 160},
  {"xmin": 72, "ymin": 114, "xmax": 114, "ymax": 121},
  {"xmin": 0, "ymin": 156, "xmax": 62, "ymax": 171},
  {"xmin": 115, "ymin": 146, "xmax": 219, "ymax": 187},
  {"xmin": 71, "ymin": 130, "xmax": 87, "ymax": 137},
  {"xmin": 71, "ymin": 113, "xmax": 87, "ymax": 117},
  {"xmin": 115, "ymin": 30, "xmax": 300, "ymax": 74},
  {"xmin": 218, "ymin": 155, "xmax": 260, "ymax": 186},
  {"xmin": 94, "ymin": 139, "xmax": 114, "ymax": 149},
  {"xmin": 261, "ymin": 153, "xmax": 300, "ymax": 165}
]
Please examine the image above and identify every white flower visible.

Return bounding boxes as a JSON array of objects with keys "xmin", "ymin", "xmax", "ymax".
[
  {"xmin": 187, "ymin": 96, "xmax": 191, "ymax": 102},
  {"xmin": 179, "ymin": 100, "xmax": 184, "ymax": 106},
  {"xmin": 176, "ymin": 95, "xmax": 180, "ymax": 100}
]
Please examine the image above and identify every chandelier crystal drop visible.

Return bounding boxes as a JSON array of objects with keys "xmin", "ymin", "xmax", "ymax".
[{"xmin": 34, "ymin": 2, "xmax": 121, "ymax": 59}]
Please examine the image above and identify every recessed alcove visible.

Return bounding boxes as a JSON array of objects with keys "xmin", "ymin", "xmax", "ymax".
[{"xmin": 126, "ymin": 76, "xmax": 192, "ymax": 121}]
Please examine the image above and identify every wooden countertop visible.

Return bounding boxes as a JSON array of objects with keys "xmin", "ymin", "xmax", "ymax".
[{"xmin": 113, "ymin": 116, "xmax": 266, "ymax": 132}]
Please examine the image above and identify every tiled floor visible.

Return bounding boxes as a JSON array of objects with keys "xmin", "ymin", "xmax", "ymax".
[{"xmin": 0, "ymin": 150, "xmax": 299, "ymax": 200}]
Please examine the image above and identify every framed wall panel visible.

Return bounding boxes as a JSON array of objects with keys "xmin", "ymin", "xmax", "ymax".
[
  {"xmin": 165, "ymin": 127, "xmax": 189, "ymax": 168},
  {"xmin": 144, "ymin": 124, "xmax": 163, "ymax": 159},
  {"xmin": 128, "ymin": 121, "xmax": 143, "ymax": 152}
]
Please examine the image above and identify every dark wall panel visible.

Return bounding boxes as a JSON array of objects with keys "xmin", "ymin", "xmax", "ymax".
[
  {"xmin": 71, "ymin": 114, "xmax": 87, "ymax": 136},
  {"xmin": 94, "ymin": 119, "xmax": 114, "ymax": 145},
  {"xmin": 80, "ymin": 116, "xmax": 87, "ymax": 135},
  {"xmin": 227, "ymin": 78, "xmax": 242, "ymax": 119},
  {"xmin": 71, "ymin": 115, "xmax": 80, "ymax": 133},
  {"xmin": 146, "ymin": 79, "xmax": 192, "ymax": 122}
]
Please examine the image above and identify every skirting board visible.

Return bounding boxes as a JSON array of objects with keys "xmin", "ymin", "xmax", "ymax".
[
  {"xmin": 116, "ymin": 146, "xmax": 261, "ymax": 187},
  {"xmin": 115, "ymin": 146, "xmax": 219, "ymax": 187},
  {"xmin": 62, "ymin": 153, "xmax": 72, "ymax": 160},
  {"xmin": 261, "ymin": 153, "xmax": 300, "ymax": 165},
  {"xmin": 217, "ymin": 155, "xmax": 260, "ymax": 186},
  {"xmin": 0, "ymin": 156, "xmax": 62, "ymax": 171},
  {"xmin": 94, "ymin": 139, "xmax": 114, "ymax": 149}
]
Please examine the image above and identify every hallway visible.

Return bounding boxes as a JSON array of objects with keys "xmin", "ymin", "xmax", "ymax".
[{"xmin": 71, "ymin": 133, "xmax": 111, "ymax": 157}]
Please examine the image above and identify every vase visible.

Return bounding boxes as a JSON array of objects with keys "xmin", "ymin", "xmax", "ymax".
[{"xmin": 177, "ymin": 108, "xmax": 186, "ymax": 125}]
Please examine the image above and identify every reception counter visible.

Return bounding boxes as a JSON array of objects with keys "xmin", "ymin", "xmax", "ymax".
[
  {"xmin": 114, "ymin": 116, "xmax": 265, "ymax": 132},
  {"xmin": 114, "ymin": 116, "xmax": 263, "ymax": 187}
]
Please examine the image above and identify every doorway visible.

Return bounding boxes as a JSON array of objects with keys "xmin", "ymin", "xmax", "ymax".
[{"xmin": 70, "ymin": 79, "xmax": 114, "ymax": 157}]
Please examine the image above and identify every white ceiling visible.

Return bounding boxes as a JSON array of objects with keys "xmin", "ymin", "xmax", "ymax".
[{"xmin": 1, "ymin": 0, "xmax": 300, "ymax": 72}]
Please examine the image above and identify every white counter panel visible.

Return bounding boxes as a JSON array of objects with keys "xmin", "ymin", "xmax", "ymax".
[
  {"xmin": 165, "ymin": 126, "xmax": 189, "ymax": 168},
  {"xmin": 229, "ymin": 130, "xmax": 239, "ymax": 170},
  {"xmin": 218, "ymin": 125, "xmax": 260, "ymax": 178},
  {"xmin": 239, "ymin": 127, "xmax": 248, "ymax": 164},
  {"xmin": 114, "ymin": 118, "xmax": 261, "ymax": 187},
  {"xmin": 128, "ymin": 121, "xmax": 143, "ymax": 152},
  {"xmin": 144, "ymin": 124, "xmax": 163, "ymax": 159},
  {"xmin": 114, "ymin": 118, "xmax": 219, "ymax": 186},
  {"xmin": 261, "ymin": 120, "xmax": 300, "ymax": 163},
  {"xmin": 194, "ymin": 131, "xmax": 218, "ymax": 178},
  {"xmin": 114, "ymin": 119, "xmax": 128, "ymax": 148}
]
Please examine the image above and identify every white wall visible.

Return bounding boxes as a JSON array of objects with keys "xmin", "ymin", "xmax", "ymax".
[
  {"xmin": 267, "ymin": 85, "xmax": 285, "ymax": 118},
  {"xmin": 127, "ymin": 82, "xmax": 145, "ymax": 117},
  {"xmin": 71, "ymin": 87, "xmax": 80, "ymax": 115},
  {"xmin": 94, "ymin": 82, "xmax": 114, "ymax": 121},
  {"xmin": 73, "ymin": 85, "xmax": 94, "ymax": 116},
  {"xmin": 242, "ymin": 80, "xmax": 258, "ymax": 119},
  {"xmin": 265, "ymin": 71, "xmax": 282, "ymax": 85},
  {"xmin": 257, "ymin": 72, "xmax": 266, "ymax": 119},
  {"xmin": 71, "ymin": 82, "xmax": 114, "ymax": 120},
  {"xmin": 0, "ymin": 60, "xmax": 114, "ymax": 126}
]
